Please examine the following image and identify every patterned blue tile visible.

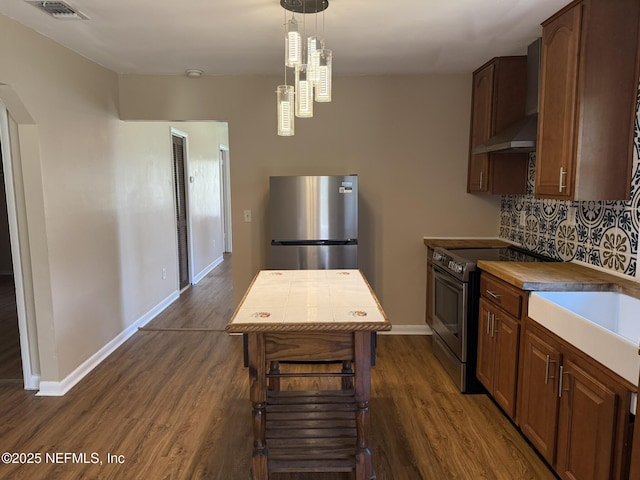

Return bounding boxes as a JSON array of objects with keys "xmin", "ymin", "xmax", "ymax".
[
  {"xmin": 555, "ymin": 223, "xmax": 577, "ymax": 261},
  {"xmin": 575, "ymin": 223, "xmax": 589, "ymax": 244},
  {"xmin": 579, "ymin": 201, "xmax": 605, "ymax": 226},
  {"xmin": 600, "ymin": 227, "xmax": 633, "ymax": 274},
  {"xmin": 628, "ymin": 257, "xmax": 637, "ymax": 277}
]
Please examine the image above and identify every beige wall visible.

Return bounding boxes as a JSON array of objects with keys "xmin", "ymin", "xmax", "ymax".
[
  {"xmin": 0, "ymin": 13, "xmax": 228, "ymax": 383},
  {"xmin": 1, "ymin": 8, "xmax": 501, "ymax": 386},
  {"xmin": 119, "ymin": 74, "xmax": 502, "ymax": 327}
]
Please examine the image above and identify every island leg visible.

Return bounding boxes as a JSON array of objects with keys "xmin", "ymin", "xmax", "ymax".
[
  {"xmin": 354, "ymin": 331, "xmax": 373, "ymax": 480},
  {"xmin": 248, "ymin": 333, "xmax": 268, "ymax": 479}
]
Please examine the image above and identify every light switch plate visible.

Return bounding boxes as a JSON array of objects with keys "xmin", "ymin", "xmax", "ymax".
[{"xmin": 243, "ymin": 210, "xmax": 252, "ymax": 222}]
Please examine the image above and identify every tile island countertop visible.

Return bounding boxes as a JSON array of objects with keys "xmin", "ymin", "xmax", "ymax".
[{"xmin": 226, "ymin": 269, "xmax": 391, "ymax": 333}]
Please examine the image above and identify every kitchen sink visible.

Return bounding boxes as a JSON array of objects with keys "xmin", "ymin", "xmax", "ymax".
[{"xmin": 528, "ymin": 291, "xmax": 640, "ymax": 386}]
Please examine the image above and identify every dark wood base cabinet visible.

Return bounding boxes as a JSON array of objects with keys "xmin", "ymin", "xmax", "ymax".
[
  {"xmin": 518, "ymin": 326, "xmax": 561, "ymax": 464},
  {"xmin": 629, "ymin": 348, "xmax": 640, "ymax": 479},
  {"xmin": 476, "ymin": 273, "xmax": 527, "ymax": 420},
  {"xmin": 518, "ymin": 321, "xmax": 634, "ymax": 480}
]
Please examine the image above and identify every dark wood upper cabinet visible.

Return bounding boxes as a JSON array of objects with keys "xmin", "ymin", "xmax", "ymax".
[
  {"xmin": 467, "ymin": 57, "xmax": 529, "ymax": 195},
  {"xmin": 535, "ymin": 0, "xmax": 640, "ymax": 200}
]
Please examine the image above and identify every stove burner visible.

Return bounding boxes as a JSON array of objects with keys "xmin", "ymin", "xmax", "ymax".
[{"xmin": 432, "ymin": 246, "xmax": 557, "ymax": 281}]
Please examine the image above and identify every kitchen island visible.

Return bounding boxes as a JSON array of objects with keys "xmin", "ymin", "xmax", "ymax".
[{"xmin": 226, "ymin": 269, "xmax": 391, "ymax": 480}]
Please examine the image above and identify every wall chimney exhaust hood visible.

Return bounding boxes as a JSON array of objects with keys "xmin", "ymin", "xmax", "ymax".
[{"xmin": 473, "ymin": 38, "xmax": 541, "ymax": 154}]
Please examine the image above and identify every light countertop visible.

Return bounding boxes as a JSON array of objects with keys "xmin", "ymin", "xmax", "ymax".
[
  {"xmin": 226, "ymin": 269, "xmax": 391, "ymax": 333},
  {"xmin": 423, "ymin": 237, "xmax": 511, "ymax": 250},
  {"xmin": 477, "ymin": 260, "xmax": 640, "ymax": 300}
]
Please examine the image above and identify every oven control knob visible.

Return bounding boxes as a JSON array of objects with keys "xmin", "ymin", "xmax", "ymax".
[{"xmin": 433, "ymin": 252, "xmax": 443, "ymax": 261}]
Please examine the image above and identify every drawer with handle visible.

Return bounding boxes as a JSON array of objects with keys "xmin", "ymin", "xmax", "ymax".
[{"xmin": 480, "ymin": 274, "xmax": 524, "ymax": 318}]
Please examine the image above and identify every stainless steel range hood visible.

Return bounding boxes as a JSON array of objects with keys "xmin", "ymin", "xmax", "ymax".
[{"xmin": 473, "ymin": 38, "xmax": 541, "ymax": 154}]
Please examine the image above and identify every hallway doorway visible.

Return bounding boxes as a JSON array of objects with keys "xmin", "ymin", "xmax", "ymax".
[
  {"xmin": 0, "ymin": 275, "xmax": 21, "ymax": 381},
  {"xmin": 220, "ymin": 145, "xmax": 232, "ymax": 254},
  {"xmin": 0, "ymin": 104, "xmax": 30, "ymax": 386},
  {"xmin": 0, "ymin": 140, "xmax": 20, "ymax": 382},
  {"xmin": 172, "ymin": 131, "xmax": 190, "ymax": 291}
]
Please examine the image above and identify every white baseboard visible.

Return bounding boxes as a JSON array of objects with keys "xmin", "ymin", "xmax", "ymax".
[
  {"xmin": 192, "ymin": 255, "xmax": 224, "ymax": 284},
  {"xmin": 379, "ymin": 324, "xmax": 432, "ymax": 335},
  {"xmin": 24, "ymin": 374, "xmax": 40, "ymax": 391},
  {"xmin": 36, "ymin": 290, "xmax": 180, "ymax": 397}
]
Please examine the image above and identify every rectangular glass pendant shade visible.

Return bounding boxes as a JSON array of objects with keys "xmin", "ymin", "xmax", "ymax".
[
  {"xmin": 285, "ymin": 18, "xmax": 302, "ymax": 67},
  {"xmin": 276, "ymin": 85, "xmax": 295, "ymax": 136},
  {"xmin": 307, "ymin": 36, "xmax": 324, "ymax": 84},
  {"xmin": 295, "ymin": 65, "xmax": 313, "ymax": 118},
  {"xmin": 315, "ymin": 49, "xmax": 332, "ymax": 102}
]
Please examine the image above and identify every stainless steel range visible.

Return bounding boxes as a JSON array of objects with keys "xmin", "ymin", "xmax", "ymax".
[{"xmin": 430, "ymin": 245, "xmax": 556, "ymax": 393}]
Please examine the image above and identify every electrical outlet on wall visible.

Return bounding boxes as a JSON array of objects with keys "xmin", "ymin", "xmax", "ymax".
[
  {"xmin": 162, "ymin": 267, "xmax": 167, "ymax": 280},
  {"xmin": 566, "ymin": 206, "xmax": 577, "ymax": 226},
  {"xmin": 519, "ymin": 211, "xmax": 526, "ymax": 227}
]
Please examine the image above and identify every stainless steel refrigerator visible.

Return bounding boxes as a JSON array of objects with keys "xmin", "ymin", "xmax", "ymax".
[{"xmin": 269, "ymin": 175, "xmax": 358, "ymax": 269}]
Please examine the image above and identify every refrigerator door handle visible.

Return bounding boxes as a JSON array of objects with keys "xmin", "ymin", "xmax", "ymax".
[{"xmin": 271, "ymin": 239, "xmax": 357, "ymax": 246}]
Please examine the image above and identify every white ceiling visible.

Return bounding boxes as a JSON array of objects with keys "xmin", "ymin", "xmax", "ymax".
[{"xmin": 0, "ymin": 0, "xmax": 571, "ymax": 76}]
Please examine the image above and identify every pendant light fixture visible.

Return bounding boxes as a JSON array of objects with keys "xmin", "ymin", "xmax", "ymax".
[
  {"xmin": 295, "ymin": 64, "xmax": 314, "ymax": 117},
  {"xmin": 315, "ymin": 48, "xmax": 332, "ymax": 102},
  {"xmin": 276, "ymin": 84, "xmax": 295, "ymax": 136},
  {"xmin": 285, "ymin": 15, "xmax": 302, "ymax": 68},
  {"xmin": 277, "ymin": 0, "xmax": 331, "ymax": 136},
  {"xmin": 307, "ymin": 35, "xmax": 324, "ymax": 85}
]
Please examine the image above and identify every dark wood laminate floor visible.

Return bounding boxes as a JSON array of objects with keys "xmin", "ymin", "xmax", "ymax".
[{"xmin": 0, "ymin": 255, "xmax": 555, "ymax": 479}]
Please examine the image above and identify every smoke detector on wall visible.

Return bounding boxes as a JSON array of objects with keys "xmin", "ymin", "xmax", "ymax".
[{"xmin": 26, "ymin": 1, "xmax": 89, "ymax": 20}]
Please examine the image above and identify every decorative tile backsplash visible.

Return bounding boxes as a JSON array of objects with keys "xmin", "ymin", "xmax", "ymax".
[{"xmin": 499, "ymin": 90, "xmax": 640, "ymax": 279}]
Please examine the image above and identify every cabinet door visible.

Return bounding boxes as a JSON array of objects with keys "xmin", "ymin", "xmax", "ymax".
[
  {"xmin": 467, "ymin": 63, "xmax": 494, "ymax": 193},
  {"xmin": 630, "ymin": 363, "xmax": 640, "ymax": 479},
  {"xmin": 519, "ymin": 328, "xmax": 561, "ymax": 464},
  {"xmin": 535, "ymin": 2, "xmax": 582, "ymax": 198},
  {"xmin": 468, "ymin": 155, "xmax": 489, "ymax": 193},
  {"xmin": 492, "ymin": 313, "xmax": 520, "ymax": 419},
  {"xmin": 476, "ymin": 299, "xmax": 495, "ymax": 390},
  {"xmin": 556, "ymin": 358, "xmax": 617, "ymax": 480}
]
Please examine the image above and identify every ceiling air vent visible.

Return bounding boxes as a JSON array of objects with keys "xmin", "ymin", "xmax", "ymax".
[{"xmin": 26, "ymin": 1, "xmax": 89, "ymax": 20}]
